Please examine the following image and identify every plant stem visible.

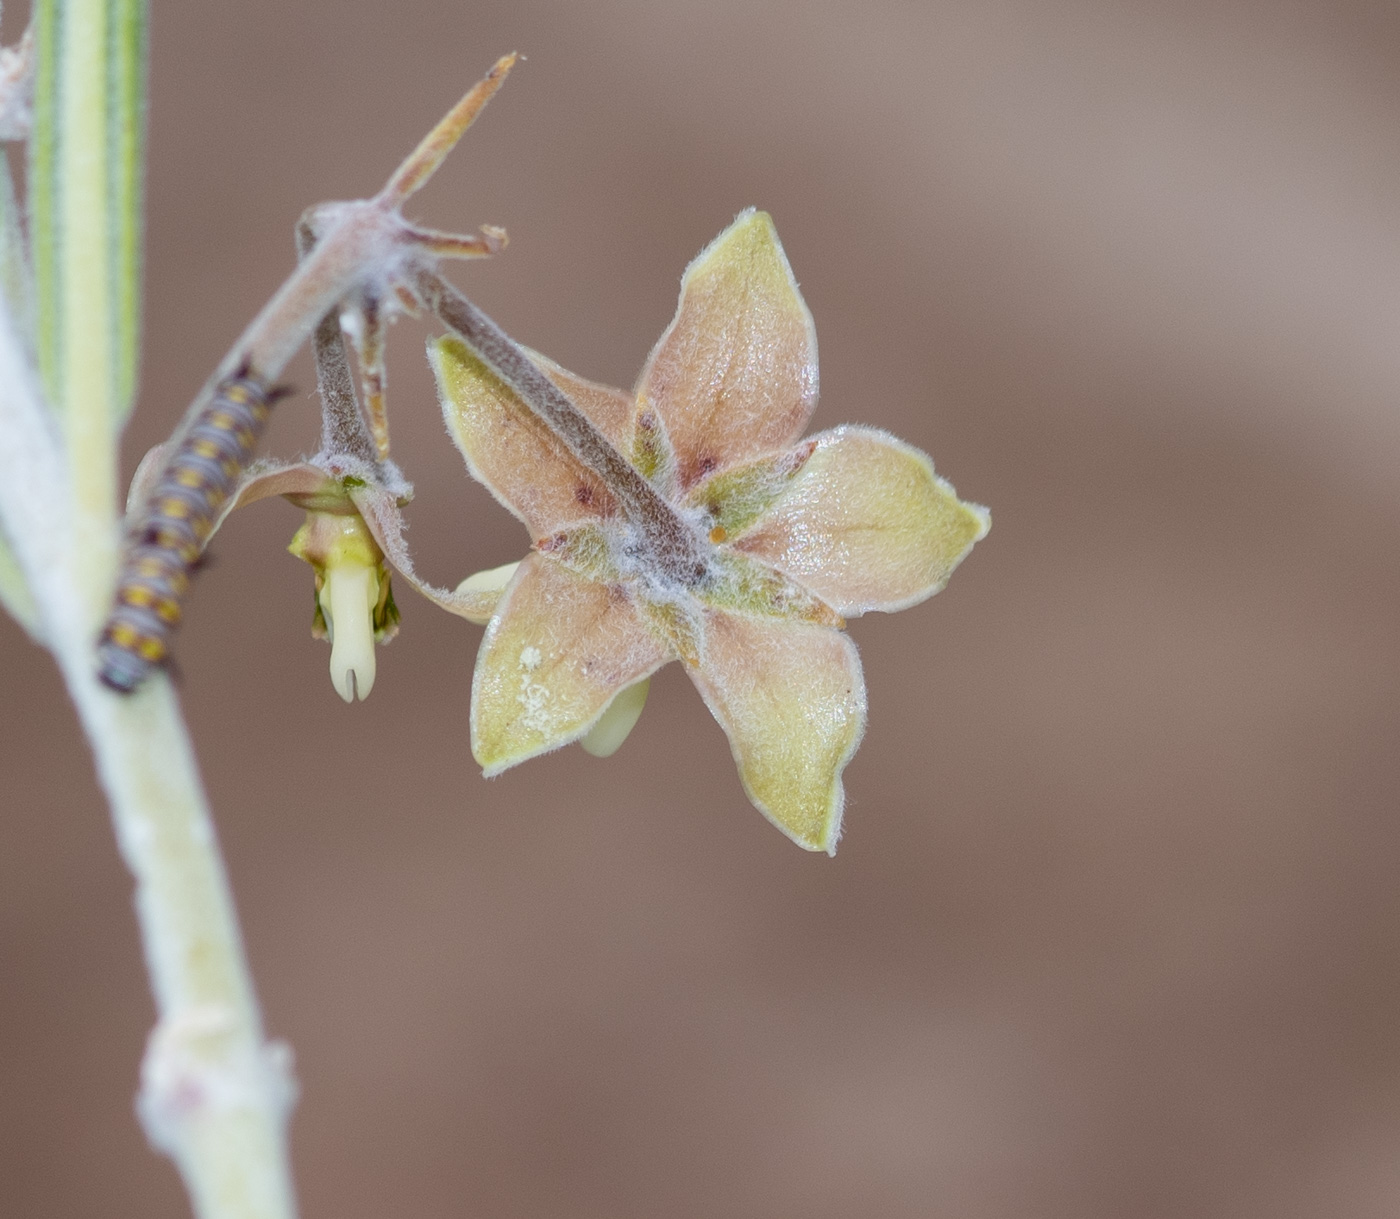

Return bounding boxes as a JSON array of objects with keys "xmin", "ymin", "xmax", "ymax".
[
  {"xmin": 0, "ymin": 291, "xmax": 298, "ymax": 1219},
  {"xmin": 67, "ymin": 670, "xmax": 299, "ymax": 1219},
  {"xmin": 0, "ymin": 47, "xmax": 515, "ymax": 1219},
  {"xmin": 8, "ymin": 3, "xmax": 300, "ymax": 1215},
  {"xmin": 296, "ymin": 218, "xmax": 379, "ymax": 466},
  {"xmin": 414, "ymin": 268, "xmax": 709, "ymax": 585}
]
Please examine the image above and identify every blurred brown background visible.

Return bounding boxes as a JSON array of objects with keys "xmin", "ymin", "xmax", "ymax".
[{"xmin": 4, "ymin": 0, "xmax": 1400, "ymax": 1215}]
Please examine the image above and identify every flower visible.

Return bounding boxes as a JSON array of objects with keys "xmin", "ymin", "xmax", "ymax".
[
  {"xmin": 197, "ymin": 455, "xmax": 498, "ymax": 704},
  {"xmin": 287, "ymin": 507, "xmax": 398, "ymax": 703},
  {"xmin": 430, "ymin": 210, "xmax": 989, "ymax": 854}
]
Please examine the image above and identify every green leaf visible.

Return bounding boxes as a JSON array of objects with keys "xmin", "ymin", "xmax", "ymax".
[
  {"xmin": 108, "ymin": 0, "xmax": 147, "ymax": 416},
  {"xmin": 30, "ymin": 0, "xmax": 147, "ymax": 427}
]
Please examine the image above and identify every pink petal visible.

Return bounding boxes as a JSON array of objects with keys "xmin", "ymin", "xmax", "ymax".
[
  {"xmin": 689, "ymin": 610, "xmax": 865, "ymax": 854},
  {"xmin": 735, "ymin": 426, "xmax": 990, "ymax": 616},
  {"xmin": 432, "ymin": 336, "xmax": 631, "ymax": 536},
  {"xmin": 471, "ymin": 555, "xmax": 669, "ymax": 776},
  {"xmin": 634, "ymin": 210, "xmax": 818, "ymax": 491}
]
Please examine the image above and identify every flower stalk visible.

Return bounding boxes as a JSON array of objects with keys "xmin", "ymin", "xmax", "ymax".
[
  {"xmin": 156, "ymin": 54, "xmax": 515, "ymax": 467},
  {"xmin": 412, "ymin": 266, "xmax": 709, "ymax": 584}
]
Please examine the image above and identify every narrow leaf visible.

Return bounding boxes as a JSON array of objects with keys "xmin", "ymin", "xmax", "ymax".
[
  {"xmin": 28, "ymin": 0, "xmax": 59, "ymax": 401},
  {"xmin": 108, "ymin": 0, "xmax": 147, "ymax": 418},
  {"xmin": 30, "ymin": 0, "xmax": 146, "ymax": 427}
]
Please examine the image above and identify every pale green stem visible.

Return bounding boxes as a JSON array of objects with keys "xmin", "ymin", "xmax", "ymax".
[
  {"xmin": 5, "ymin": 3, "xmax": 300, "ymax": 1216},
  {"xmin": 66, "ymin": 670, "xmax": 299, "ymax": 1219},
  {"xmin": 0, "ymin": 34, "xmax": 39, "ymax": 636},
  {"xmin": 0, "ymin": 283, "xmax": 297, "ymax": 1219}
]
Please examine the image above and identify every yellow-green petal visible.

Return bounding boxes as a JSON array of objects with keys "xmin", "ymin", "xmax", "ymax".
[
  {"xmin": 432, "ymin": 335, "xmax": 622, "ymax": 536},
  {"xmin": 689, "ymin": 610, "xmax": 865, "ymax": 854},
  {"xmin": 634, "ymin": 209, "xmax": 818, "ymax": 490},
  {"xmin": 471, "ymin": 555, "xmax": 668, "ymax": 776},
  {"xmin": 698, "ymin": 546, "xmax": 842, "ymax": 628},
  {"xmin": 451, "ymin": 560, "xmax": 521, "ymax": 626},
  {"xmin": 683, "ymin": 440, "xmax": 815, "ymax": 542},
  {"xmin": 734, "ymin": 425, "xmax": 989, "ymax": 616}
]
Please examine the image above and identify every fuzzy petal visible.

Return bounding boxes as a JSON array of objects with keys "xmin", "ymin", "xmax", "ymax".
[
  {"xmin": 231, "ymin": 461, "xmax": 343, "ymax": 513},
  {"xmin": 735, "ymin": 426, "xmax": 990, "ymax": 616},
  {"xmin": 634, "ymin": 209, "xmax": 818, "ymax": 491},
  {"xmin": 433, "ymin": 336, "xmax": 628, "ymax": 535},
  {"xmin": 699, "ymin": 546, "xmax": 843, "ymax": 628},
  {"xmin": 348, "ymin": 483, "xmax": 500, "ymax": 623},
  {"xmin": 452, "ymin": 560, "xmax": 521, "ymax": 625},
  {"xmin": 689, "ymin": 611, "xmax": 865, "ymax": 854},
  {"xmin": 684, "ymin": 440, "xmax": 815, "ymax": 542},
  {"xmin": 472, "ymin": 555, "xmax": 669, "ymax": 775}
]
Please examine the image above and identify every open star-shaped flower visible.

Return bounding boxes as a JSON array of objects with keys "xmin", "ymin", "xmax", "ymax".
[{"xmin": 431, "ymin": 210, "xmax": 988, "ymax": 853}]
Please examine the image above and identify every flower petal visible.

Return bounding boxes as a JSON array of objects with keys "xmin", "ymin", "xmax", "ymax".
[
  {"xmin": 683, "ymin": 440, "xmax": 815, "ymax": 542},
  {"xmin": 432, "ymin": 335, "xmax": 629, "ymax": 535},
  {"xmin": 634, "ymin": 209, "xmax": 818, "ymax": 491},
  {"xmin": 698, "ymin": 546, "xmax": 842, "ymax": 628},
  {"xmin": 689, "ymin": 610, "xmax": 865, "ymax": 854},
  {"xmin": 734, "ymin": 426, "xmax": 990, "ymax": 616},
  {"xmin": 348, "ymin": 482, "xmax": 499, "ymax": 623},
  {"xmin": 451, "ymin": 560, "xmax": 521, "ymax": 625},
  {"xmin": 472, "ymin": 555, "xmax": 669, "ymax": 776},
  {"xmin": 231, "ymin": 461, "xmax": 342, "ymax": 512}
]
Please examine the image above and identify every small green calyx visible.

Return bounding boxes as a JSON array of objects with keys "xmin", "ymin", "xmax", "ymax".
[{"xmin": 288, "ymin": 510, "xmax": 398, "ymax": 703}]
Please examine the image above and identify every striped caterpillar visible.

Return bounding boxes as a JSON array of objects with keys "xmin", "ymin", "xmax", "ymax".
[{"xmin": 97, "ymin": 367, "xmax": 285, "ymax": 692}]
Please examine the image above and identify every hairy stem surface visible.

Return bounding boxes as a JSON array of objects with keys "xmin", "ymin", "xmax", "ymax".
[{"xmin": 415, "ymin": 268, "xmax": 709, "ymax": 585}]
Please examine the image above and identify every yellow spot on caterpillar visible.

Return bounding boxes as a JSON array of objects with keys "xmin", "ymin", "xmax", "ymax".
[{"xmin": 108, "ymin": 621, "xmax": 139, "ymax": 646}]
